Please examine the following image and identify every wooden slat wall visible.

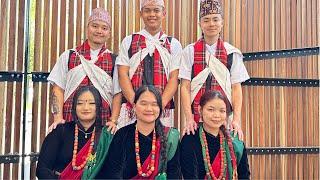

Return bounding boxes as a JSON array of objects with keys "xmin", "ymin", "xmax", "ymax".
[
  {"xmin": 0, "ymin": 0, "xmax": 318, "ymax": 179},
  {"xmin": 0, "ymin": 0, "xmax": 8, "ymax": 163},
  {"xmin": 0, "ymin": 0, "xmax": 7, "ymax": 178},
  {"xmin": 0, "ymin": 0, "xmax": 26, "ymax": 179},
  {"xmin": 236, "ymin": 0, "xmax": 319, "ymax": 179}
]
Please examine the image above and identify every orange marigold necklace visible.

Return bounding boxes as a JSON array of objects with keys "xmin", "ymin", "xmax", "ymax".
[
  {"xmin": 72, "ymin": 124, "xmax": 95, "ymax": 171},
  {"xmin": 135, "ymin": 126, "xmax": 156, "ymax": 177}
]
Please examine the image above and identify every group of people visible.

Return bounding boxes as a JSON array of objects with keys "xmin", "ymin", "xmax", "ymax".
[{"xmin": 36, "ymin": 0, "xmax": 250, "ymax": 179}]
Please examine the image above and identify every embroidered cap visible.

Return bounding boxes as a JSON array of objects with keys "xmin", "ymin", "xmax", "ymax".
[
  {"xmin": 88, "ymin": 7, "xmax": 111, "ymax": 27},
  {"xmin": 140, "ymin": 0, "xmax": 165, "ymax": 10},
  {"xmin": 199, "ymin": 0, "xmax": 223, "ymax": 19}
]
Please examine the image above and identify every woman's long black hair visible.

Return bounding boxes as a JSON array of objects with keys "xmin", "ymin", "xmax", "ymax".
[
  {"xmin": 71, "ymin": 86, "xmax": 103, "ymax": 150},
  {"xmin": 134, "ymin": 85, "xmax": 168, "ymax": 173}
]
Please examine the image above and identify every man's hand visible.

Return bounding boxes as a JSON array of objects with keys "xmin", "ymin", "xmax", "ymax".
[
  {"xmin": 230, "ymin": 119, "xmax": 244, "ymax": 140},
  {"xmin": 106, "ymin": 121, "xmax": 117, "ymax": 134},
  {"xmin": 182, "ymin": 119, "xmax": 198, "ymax": 136},
  {"xmin": 48, "ymin": 118, "xmax": 66, "ymax": 134}
]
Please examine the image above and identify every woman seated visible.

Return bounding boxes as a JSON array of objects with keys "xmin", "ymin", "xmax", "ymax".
[
  {"xmin": 180, "ymin": 91, "xmax": 250, "ymax": 179},
  {"xmin": 96, "ymin": 85, "xmax": 181, "ymax": 179},
  {"xmin": 36, "ymin": 86, "xmax": 113, "ymax": 179}
]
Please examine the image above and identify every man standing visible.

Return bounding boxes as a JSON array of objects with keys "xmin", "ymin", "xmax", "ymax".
[
  {"xmin": 179, "ymin": 0, "xmax": 250, "ymax": 139},
  {"xmin": 116, "ymin": 0, "xmax": 182, "ymax": 128},
  {"xmin": 48, "ymin": 8, "xmax": 121, "ymax": 133}
]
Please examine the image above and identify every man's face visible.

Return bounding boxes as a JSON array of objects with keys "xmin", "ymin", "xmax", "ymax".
[
  {"xmin": 140, "ymin": 5, "xmax": 165, "ymax": 31},
  {"xmin": 199, "ymin": 14, "xmax": 223, "ymax": 39},
  {"xmin": 86, "ymin": 20, "xmax": 110, "ymax": 47}
]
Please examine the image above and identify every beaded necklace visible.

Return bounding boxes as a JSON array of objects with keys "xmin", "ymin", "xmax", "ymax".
[
  {"xmin": 199, "ymin": 126, "xmax": 226, "ymax": 180},
  {"xmin": 200, "ymin": 126, "xmax": 239, "ymax": 179},
  {"xmin": 72, "ymin": 124, "xmax": 95, "ymax": 171},
  {"xmin": 135, "ymin": 126, "xmax": 156, "ymax": 177}
]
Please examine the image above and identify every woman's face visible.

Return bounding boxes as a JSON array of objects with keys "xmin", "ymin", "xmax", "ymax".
[
  {"xmin": 200, "ymin": 98, "xmax": 227, "ymax": 129},
  {"xmin": 134, "ymin": 90, "xmax": 160, "ymax": 124},
  {"xmin": 199, "ymin": 13, "xmax": 223, "ymax": 39},
  {"xmin": 76, "ymin": 91, "xmax": 97, "ymax": 123}
]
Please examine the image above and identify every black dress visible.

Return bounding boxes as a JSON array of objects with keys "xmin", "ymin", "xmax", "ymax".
[
  {"xmin": 36, "ymin": 121, "xmax": 94, "ymax": 179},
  {"xmin": 96, "ymin": 123, "xmax": 181, "ymax": 179},
  {"xmin": 180, "ymin": 129, "xmax": 250, "ymax": 179}
]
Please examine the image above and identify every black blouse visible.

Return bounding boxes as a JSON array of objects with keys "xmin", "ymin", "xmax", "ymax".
[
  {"xmin": 180, "ymin": 129, "xmax": 250, "ymax": 179},
  {"xmin": 96, "ymin": 123, "xmax": 181, "ymax": 179},
  {"xmin": 36, "ymin": 121, "xmax": 95, "ymax": 179}
]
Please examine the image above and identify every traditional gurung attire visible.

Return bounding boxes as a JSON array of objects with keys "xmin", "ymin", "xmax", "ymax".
[
  {"xmin": 36, "ymin": 121, "xmax": 113, "ymax": 179},
  {"xmin": 47, "ymin": 8, "xmax": 118, "ymax": 125},
  {"xmin": 95, "ymin": 123, "xmax": 181, "ymax": 179},
  {"xmin": 116, "ymin": 0, "xmax": 183, "ymax": 128},
  {"xmin": 180, "ymin": 125, "xmax": 250, "ymax": 179},
  {"xmin": 178, "ymin": 0, "xmax": 250, "ymax": 123},
  {"xmin": 37, "ymin": 8, "xmax": 115, "ymax": 180}
]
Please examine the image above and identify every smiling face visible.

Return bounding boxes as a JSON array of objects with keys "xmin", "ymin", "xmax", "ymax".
[
  {"xmin": 199, "ymin": 13, "xmax": 223, "ymax": 39},
  {"xmin": 134, "ymin": 90, "xmax": 161, "ymax": 124},
  {"xmin": 200, "ymin": 97, "xmax": 227, "ymax": 130},
  {"xmin": 76, "ymin": 91, "xmax": 97, "ymax": 123},
  {"xmin": 86, "ymin": 20, "xmax": 110, "ymax": 49},
  {"xmin": 140, "ymin": 5, "xmax": 165, "ymax": 33}
]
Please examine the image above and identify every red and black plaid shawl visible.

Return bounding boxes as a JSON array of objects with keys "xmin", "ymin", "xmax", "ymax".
[
  {"xmin": 192, "ymin": 38, "xmax": 231, "ymax": 123},
  {"xmin": 63, "ymin": 40, "xmax": 114, "ymax": 125},
  {"xmin": 129, "ymin": 33, "xmax": 174, "ymax": 109}
]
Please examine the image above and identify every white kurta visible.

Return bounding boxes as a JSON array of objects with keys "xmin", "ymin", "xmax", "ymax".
[
  {"xmin": 179, "ymin": 41, "xmax": 250, "ymax": 125},
  {"xmin": 48, "ymin": 48, "xmax": 119, "ymax": 106},
  {"xmin": 116, "ymin": 29, "xmax": 183, "ymax": 128},
  {"xmin": 179, "ymin": 42, "xmax": 250, "ymax": 84}
]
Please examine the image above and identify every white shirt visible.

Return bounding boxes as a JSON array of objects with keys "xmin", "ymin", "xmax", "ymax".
[
  {"xmin": 90, "ymin": 48, "xmax": 100, "ymax": 60},
  {"xmin": 47, "ymin": 49, "xmax": 120, "ymax": 95},
  {"xmin": 115, "ymin": 29, "xmax": 183, "ymax": 94},
  {"xmin": 116, "ymin": 29, "xmax": 182, "ymax": 71},
  {"xmin": 179, "ymin": 42, "xmax": 250, "ymax": 84}
]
